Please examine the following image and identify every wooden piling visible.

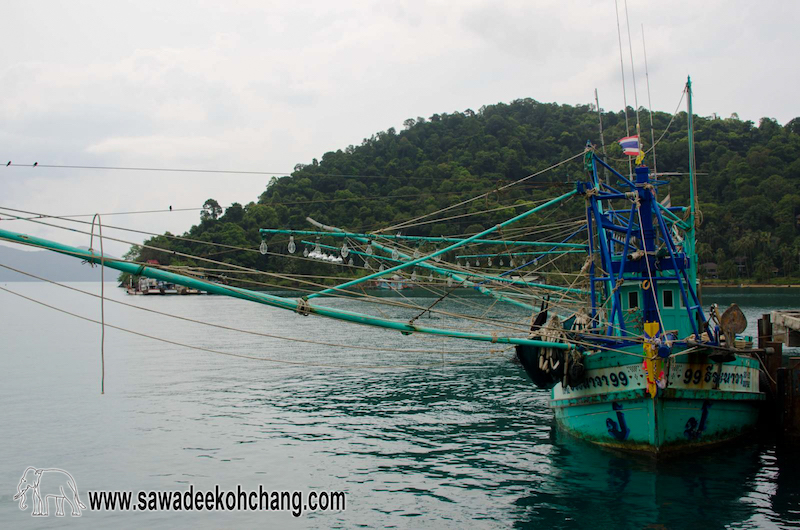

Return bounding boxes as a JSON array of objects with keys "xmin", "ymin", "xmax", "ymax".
[
  {"xmin": 756, "ymin": 315, "xmax": 781, "ymax": 397},
  {"xmin": 778, "ymin": 357, "xmax": 800, "ymax": 439},
  {"xmin": 758, "ymin": 313, "xmax": 772, "ymax": 349}
]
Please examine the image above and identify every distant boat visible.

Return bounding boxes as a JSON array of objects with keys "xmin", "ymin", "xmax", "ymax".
[{"xmin": 127, "ymin": 277, "xmax": 203, "ymax": 295}]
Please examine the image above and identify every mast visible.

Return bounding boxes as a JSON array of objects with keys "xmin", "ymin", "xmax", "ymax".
[{"xmin": 686, "ymin": 76, "xmax": 698, "ymax": 289}]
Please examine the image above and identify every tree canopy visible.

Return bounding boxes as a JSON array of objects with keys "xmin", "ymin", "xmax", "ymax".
[{"xmin": 124, "ymin": 98, "xmax": 800, "ymax": 285}]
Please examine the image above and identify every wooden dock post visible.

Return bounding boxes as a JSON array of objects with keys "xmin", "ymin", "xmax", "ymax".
[
  {"xmin": 757, "ymin": 314, "xmax": 782, "ymax": 397},
  {"xmin": 778, "ymin": 357, "xmax": 800, "ymax": 439}
]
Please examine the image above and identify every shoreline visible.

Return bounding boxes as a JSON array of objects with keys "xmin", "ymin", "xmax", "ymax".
[{"xmin": 702, "ymin": 283, "xmax": 800, "ymax": 289}]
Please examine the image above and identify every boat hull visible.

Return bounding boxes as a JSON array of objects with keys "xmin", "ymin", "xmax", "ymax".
[
  {"xmin": 518, "ymin": 345, "xmax": 765, "ymax": 454},
  {"xmin": 551, "ymin": 390, "xmax": 761, "ymax": 454}
]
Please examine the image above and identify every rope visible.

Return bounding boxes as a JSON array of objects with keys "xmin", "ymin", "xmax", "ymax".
[
  {"xmin": 89, "ymin": 214, "xmax": 105, "ymax": 394},
  {"xmin": 296, "ymin": 298, "xmax": 311, "ymax": 316}
]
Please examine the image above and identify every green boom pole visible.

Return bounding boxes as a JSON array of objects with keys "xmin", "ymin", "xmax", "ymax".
[
  {"xmin": 305, "ymin": 189, "xmax": 578, "ymax": 300},
  {"xmin": 260, "ymin": 229, "xmax": 587, "ymax": 249},
  {"xmin": 0, "ymin": 228, "xmax": 571, "ymax": 349},
  {"xmin": 305, "ymin": 242, "xmax": 587, "ymax": 293}
]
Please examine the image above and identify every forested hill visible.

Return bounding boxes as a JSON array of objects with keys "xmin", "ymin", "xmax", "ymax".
[{"xmin": 128, "ymin": 99, "xmax": 800, "ymax": 283}]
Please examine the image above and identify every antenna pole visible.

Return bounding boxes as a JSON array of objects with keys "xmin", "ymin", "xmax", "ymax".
[
  {"xmin": 624, "ymin": 0, "xmax": 641, "ymax": 146},
  {"xmin": 642, "ymin": 23, "xmax": 658, "ymax": 175},
  {"xmin": 595, "ymin": 88, "xmax": 609, "ymax": 185},
  {"xmin": 614, "ymin": 0, "xmax": 632, "ymax": 178},
  {"xmin": 686, "ymin": 76, "xmax": 697, "ymax": 289}
]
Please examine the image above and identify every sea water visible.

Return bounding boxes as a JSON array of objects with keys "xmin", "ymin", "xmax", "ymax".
[{"xmin": 0, "ymin": 282, "xmax": 798, "ymax": 528}]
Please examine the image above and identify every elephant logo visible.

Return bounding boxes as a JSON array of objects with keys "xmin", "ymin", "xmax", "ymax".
[{"xmin": 13, "ymin": 467, "xmax": 87, "ymax": 517}]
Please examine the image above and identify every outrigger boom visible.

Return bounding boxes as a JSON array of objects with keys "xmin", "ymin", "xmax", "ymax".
[{"xmin": 0, "ymin": 227, "xmax": 571, "ymax": 350}]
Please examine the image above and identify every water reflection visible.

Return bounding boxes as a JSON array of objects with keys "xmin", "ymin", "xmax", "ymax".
[
  {"xmin": 526, "ymin": 429, "xmax": 767, "ymax": 528},
  {"xmin": 1, "ymin": 283, "xmax": 799, "ymax": 528}
]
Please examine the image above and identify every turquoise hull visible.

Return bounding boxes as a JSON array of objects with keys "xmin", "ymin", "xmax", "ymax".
[{"xmin": 520, "ymin": 347, "xmax": 765, "ymax": 454}]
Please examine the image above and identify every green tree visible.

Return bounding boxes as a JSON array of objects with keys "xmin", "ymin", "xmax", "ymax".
[{"xmin": 202, "ymin": 199, "xmax": 223, "ymax": 221}]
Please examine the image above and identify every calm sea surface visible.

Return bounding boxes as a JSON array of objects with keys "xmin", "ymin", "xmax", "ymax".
[{"xmin": 1, "ymin": 282, "xmax": 798, "ymax": 529}]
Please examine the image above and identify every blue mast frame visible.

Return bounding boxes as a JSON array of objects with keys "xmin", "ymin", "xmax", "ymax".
[{"xmin": 582, "ymin": 152, "xmax": 707, "ymax": 341}]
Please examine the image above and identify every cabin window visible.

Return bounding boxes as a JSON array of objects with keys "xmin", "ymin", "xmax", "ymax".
[
  {"xmin": 663, "ymin": 289, "xmax": 674, "ymax": 308},
  {"xmin": 628, "ymin": 291, "xmax": 639, "ymax": 309}
]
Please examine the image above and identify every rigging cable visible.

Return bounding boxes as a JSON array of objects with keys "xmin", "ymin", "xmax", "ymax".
[
  {"xmin": 0, "ymin": 284, "xmax": 510, "ymax": 370},
  {"xmin": 0, "ymin": 263, "xmax": 503, "ymax": 356},
  {"xmin": 641, "ymin": 23, "xmax": 658, "ymax": 175},
  {"xmin": 377, "ymin": 151, "xmax": 584, "ymax": 233},
  {"xmin": 614, "ymin": 0, "xmax": 632, "ymax": 178}
]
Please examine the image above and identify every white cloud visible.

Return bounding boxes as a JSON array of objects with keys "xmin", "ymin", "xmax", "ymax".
[
  {"xmin": 0, "ymin": 0, "xmax": 798, "ymax": 256},
  {"xmin": 86, "ymin": 135, "xmax": 228, "ymax": 160}
]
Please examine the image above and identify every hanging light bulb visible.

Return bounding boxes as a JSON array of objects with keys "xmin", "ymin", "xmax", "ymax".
[
  {"xmin": 488, "ymin": 257, "xmax": 493, "ymax": 267},
  {"xmin": 341, "ymin": 242, "xmax": 349, "ymax": 258},
  {"xmin": 303, "ymin": 246, "xmax": 309, "ymax": 257},
  {"xmin": 366, "ymin": 241, "xmax": 374, "ymax": 255},
  {"xmin": 411, "ymin": 270, "xmax": 417, "ymax": 282},
  {"xmin": 475, "ymin": 259, "xmax": 479, "ymax": 267},
  {"xmin": 259, "ymin": 240, "xmax": 268, "ymax": 255},
  {"xmin": 510, "ymin": 258, "xmax": 516, "ymax": 268},
  {"xmin": 391, "ymin": 247, "xmax": 399, "ymax": 260},
  {"xmin": 314, "ymin": 238, "xmax": 321, "ymax": 253},
  {"xmin": 379, "ymin": 263, "xmax": 385, "ymax": 272},
  {"xmin": 447, "ymin": 275, "xmax": 454, "ymax": 287},
  {"xmin": 365, "ymin": 260, "xmax": 372, "ymax": 270},
  {"xmin": 433, "ymin": 248, "xmax": 441, "ymax": 262},
  {"xmin": 413, "ymin": 247, "xmax": 421, "ymax": 259},
  {"xmin": 428, "ymin": 272, "xmax": 433, "ymax": 281},
  {"xmin": 348, "ymin": 258, "xmax": 354, "ymax": 266},
  {"xmin": 466, "ymin": 261, "xmax": 471, "ymax": 269},
  {"xmin": 287, "ymin": 236, "xmax": 296, "ymax": 254}
]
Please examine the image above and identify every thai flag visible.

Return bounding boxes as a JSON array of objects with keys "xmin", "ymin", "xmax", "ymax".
[{"xmin": 619, "ymin": 135, "xmax": 640, "ymax": 156}]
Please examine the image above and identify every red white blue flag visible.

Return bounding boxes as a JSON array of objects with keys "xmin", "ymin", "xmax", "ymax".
[{"xmin": 618, "ymin": 135, "xmax": 640, "ymax": 156}]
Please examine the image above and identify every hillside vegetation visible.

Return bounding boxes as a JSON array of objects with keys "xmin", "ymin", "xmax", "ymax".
[{"xmin": 126, "ymin": 99, "xmax": 800, "ymax": 285}]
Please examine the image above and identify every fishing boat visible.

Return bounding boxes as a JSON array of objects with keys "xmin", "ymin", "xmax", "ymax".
[
  {"xmin": 515, "ymin": 79, "xmax": 764, "ymax": 454},
  {"xmin": 0, "ymin": 78, "xmax": 766, "ymax": 455}
]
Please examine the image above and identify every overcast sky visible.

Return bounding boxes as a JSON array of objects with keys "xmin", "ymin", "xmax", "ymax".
[{"xmin": 2, "ymin": 0, "xmax": 797, "ymax": 256}]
